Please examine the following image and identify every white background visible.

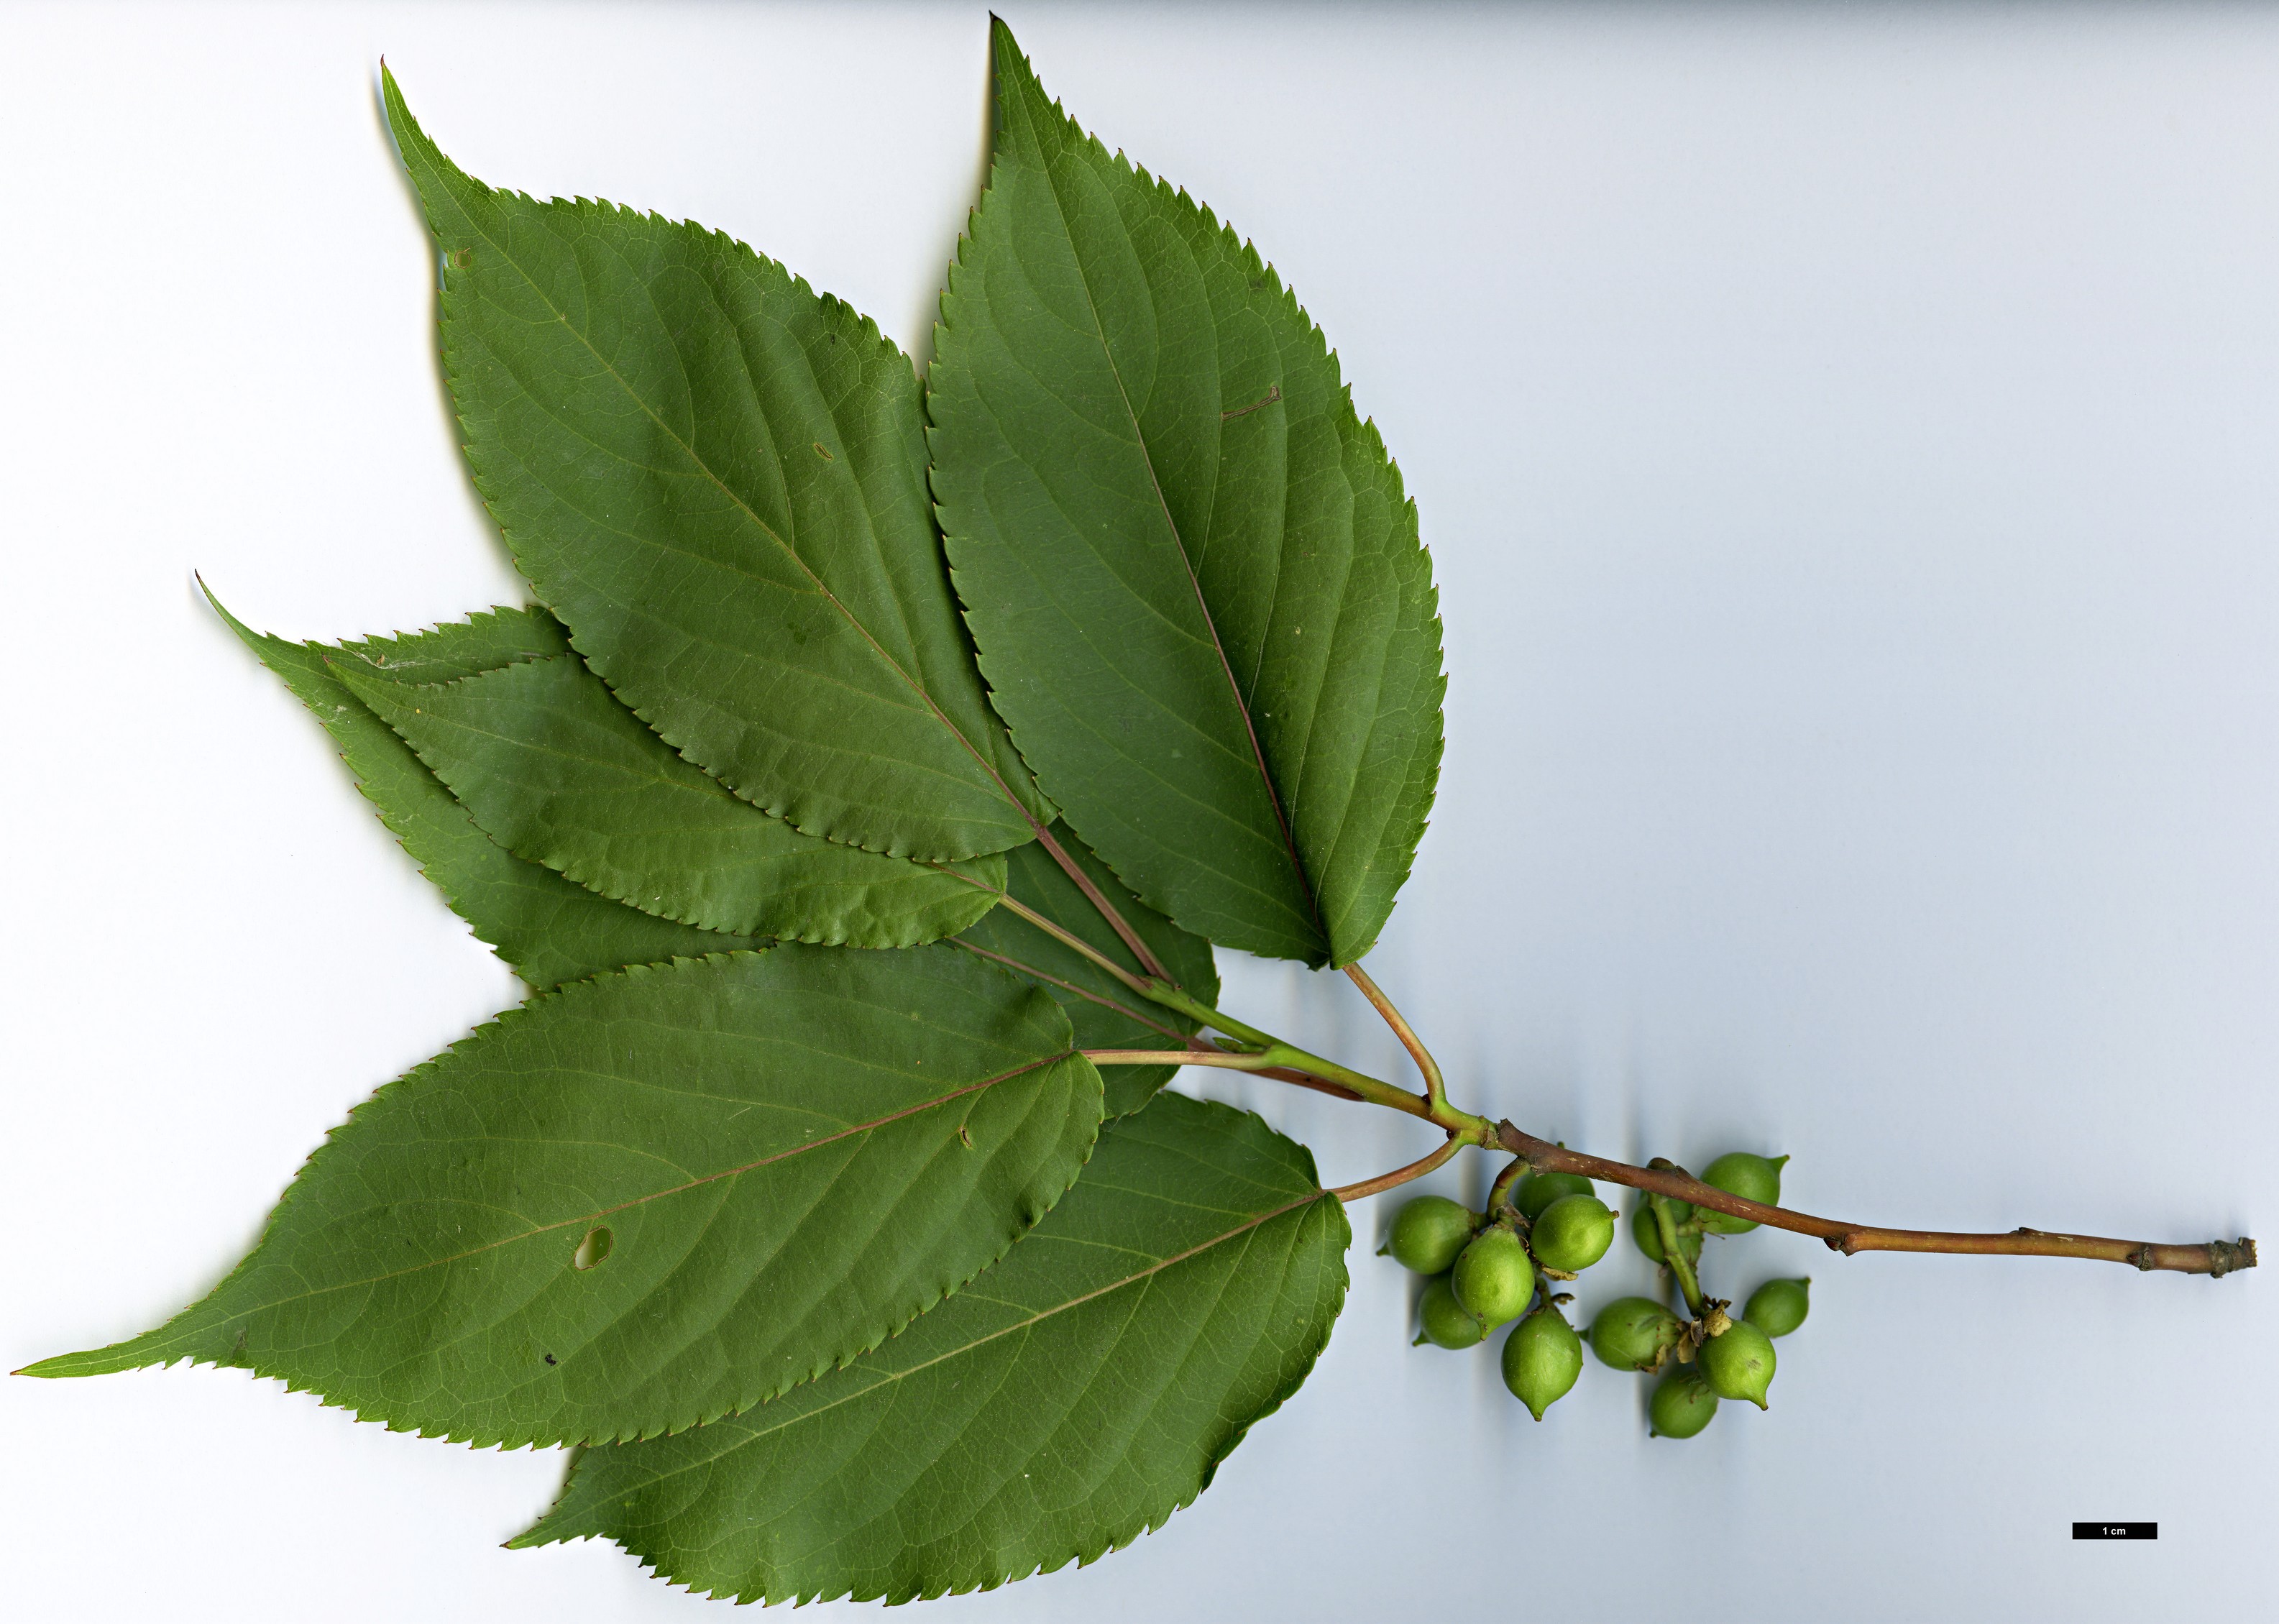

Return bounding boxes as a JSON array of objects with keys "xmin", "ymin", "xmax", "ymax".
[{"xmin": 4, "ymin": 2, "xmax": 2274, "ymax": 1618}]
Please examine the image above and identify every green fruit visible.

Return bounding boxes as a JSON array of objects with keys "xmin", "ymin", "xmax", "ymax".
[
  {"xmin": 1385, "ymin": 1195, "xmax": 1477, "ymax": 1274},
  {"xmin": 1588, "ymin": 1296, "xmax": 1683, "ymax": 1372},
  {"xmin": 1742, "ymin": 1277, "xmax": 1811, "ymax": 1338},
  {"xmin": 1452, "ymin": 1227, "xmax": 1536, "ymax": 1329},
  {"xmin": 1529, "ymin": 1194, "xmax": 1615, "ymax": 1272},
  {"xmin": 1649, "ymin": 1369, "xmax": 1720, "ymax": 1439},
  {"xmin": 1512, "ymin": 1170, "xmax": 1595, "ymax": 1222},
  {"xmin": 1415, "ymin": 1275, "xmax": 1488, "ymax": 1349},
  {"xmin": 1697, "ymin": 1152, "xmax": 1787, "ymax": 1234},
  {"xmin": 1630, "ymin": 1201, "xmax": 1700, "ymax": 1265},
  {"xmin": 1501, "ymin": 1310, "xmax": 1585, "ymax": 1421},
  {"xmin": 1700, "ymin": 1318, "xmax": 1776, "ymax": 1408}
]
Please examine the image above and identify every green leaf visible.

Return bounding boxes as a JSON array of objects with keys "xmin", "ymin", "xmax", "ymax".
[
  {"xmin": 326, "ymin": 602, "xmax": 574, "ymax": 683},
  {"xmin": 928, "ymin": 22, "xmax": 1446, "ymax": 966},
  {"xmin": 383, "ymin": 70, "xmax": 1052, "ymax": 864},
  {"xmin": 958, "ymin": 823, "xmax": 1216, "ymax": 1118},
  {"xmin": 206, "ymin": 589, "xmax": 754, "ymax": 989},
  {"xmin": 27, "ymin": 945, "xmax": 1103, "ymax": 1448},
  {"xmin": 516, "ymin": 1089, "xmax": 1349, "ymax": 1603},
  {"xmin": 339, "ymin": 653, "xmax": 1006, "ymax": 947}
]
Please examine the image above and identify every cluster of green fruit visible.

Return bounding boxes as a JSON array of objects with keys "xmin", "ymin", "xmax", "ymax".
[
  {"xmin": 1385, "ymin": 1152, "xmax": 1813, "ymax": 1438},
  {"xmin": 1384, "ymin": 1170, "xmax": 1615, "ymax": 1421},
  {"xmin": 1590, "ymin": 1275, "xmax": 1807, "ymax": 1438}
]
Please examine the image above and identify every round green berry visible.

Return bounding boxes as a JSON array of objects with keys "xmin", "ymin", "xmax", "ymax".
[
  {"xmin": 1649, "ymin": 1369, "xmax": 1720, "ymax": 1439},
  {"xmin": 1629, "ymin": 1201, "xmax": 1701, "ymax": 1266},
  {"xmin": 1742, "ymin": 1277, "xmax": 1811, "ymax": 1338},
  {"xmin": 1700, "ymin": 1318, "xmax": 1777, "ymax": 1408},
  {"xmin": 1697, "ymin": 1152, "xmax": 1787, "ymax": 1234},
  {"xmin": 1512, "ymin": 1170, "xmax": 1595, "ymax": 1222},
  {"xmin": 1588, "ymin": 1295, "xmax": 1683, "ymax": 1372},
  {"xmin": 1452, "ymin": 1226, "xmax": 1536, "ymax": 1328},
  {"xmin": 1384, "ymin": 1195, "xmax": 1477, "ymax": 1275},
  {"xmin": 1414, "ymin": 1275, "xmax": 1487, "ymax": 1349},
  {"xmin": 1502, "ymin": 1309, "xmax": 1584, "ymax": 1421},
  {"xmin": 1529, "ymin": 1194, "xmax": 1615, "ymax": 1273}
]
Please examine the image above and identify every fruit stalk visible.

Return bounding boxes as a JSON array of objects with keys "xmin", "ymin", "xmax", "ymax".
[
  {"xmin": 1485, "ymin": 1156, "xmax": 1530, "ymax": 1218},
  {"xmin": 1647, "ymin": 1191, "xmax": 1706, "ymax": 1315}
]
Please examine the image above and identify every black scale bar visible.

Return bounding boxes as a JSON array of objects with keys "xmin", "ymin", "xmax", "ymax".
[{"xmin": 2072, "ymin": 1523, "xmax": 2157, "ymax": 1540}]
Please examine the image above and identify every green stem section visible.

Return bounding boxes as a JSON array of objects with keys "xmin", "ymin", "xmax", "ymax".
[
  {"xmin": 1649, "ymin": 1193, "xmax": 1705, "ymax": 1317},
  {"xmin": 986, "ymin": 890, "xmax": 1468, "ymax": 1129},
  {"xmin": 1129, "ymin": 981, "xmax": 1495, "ymax": 1137},
  {"xmin": 1084, "ymin": 1042, "xmax": 1450, "ymax": 1127}
]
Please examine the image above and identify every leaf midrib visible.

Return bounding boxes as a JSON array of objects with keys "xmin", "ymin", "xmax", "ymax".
[
  {"xmin": 130, "ymin": 1052, "xmax": 1075, "ymax": 1344},
  {"xmin": 1014, "ymin": 104, "xmax": 1326, "ymax": 950}
]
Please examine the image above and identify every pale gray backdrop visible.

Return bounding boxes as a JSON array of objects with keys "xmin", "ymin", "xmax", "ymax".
[{"xmin": 4, "ymin": 3, "xmax": 2273, "ymax": 1619}]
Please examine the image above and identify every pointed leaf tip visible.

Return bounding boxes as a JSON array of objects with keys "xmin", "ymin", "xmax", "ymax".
[
  {"xmin": 45, "ymin": 947, "xmax": 1101, "ymax": 1446},
  {"xmin": 394, "ymin": 129, "xmax": 1050, "ymax": 860},
  {"xmin": 195, "ymin": 575, "xmax": 265, "ymax": 643},
  {"xmin": 220, "ymin": 608, "xmax": 748, "ymax": 987},
  {"xmin": 930, "ymin": 39, "xmax": 1444, "ymax": 964}
]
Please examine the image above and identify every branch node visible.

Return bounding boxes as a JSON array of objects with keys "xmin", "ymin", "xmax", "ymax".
[{"xmin": 2206, "ymin": 1237, "xmax": 2257, "ymax": 1278}]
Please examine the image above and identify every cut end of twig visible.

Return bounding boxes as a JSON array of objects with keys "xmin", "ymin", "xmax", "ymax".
[{"xmin": 2204, "ymin": 1237, "xmax": 2257, "ymax": 1278}]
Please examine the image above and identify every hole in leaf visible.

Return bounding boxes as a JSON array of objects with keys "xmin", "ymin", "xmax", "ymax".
[
  {"xmin": 812, "ymin": 441, "xmax": 834, "ymax": 461},
  {"xmin": 572, "ymin": 1226, "xmax": 613, "ymax": 1271},
  {"xmin": 448, "ymin": 247, "xmax": 474, "ymax": 268}
]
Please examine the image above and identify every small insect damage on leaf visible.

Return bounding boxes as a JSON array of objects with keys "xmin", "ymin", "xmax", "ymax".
[
  {"xmin": 813, "ymin": 441, "xmax": 834, "ymax": 461},
  {"xmin": 1220, "ymin": 383, "xmax": 1283, "ymax": 421},
  {"xmin": 573, "ymin": 1226, "xmax": 614, "ymax": 1271}
]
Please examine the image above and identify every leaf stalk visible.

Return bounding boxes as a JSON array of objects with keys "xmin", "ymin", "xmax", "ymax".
[
  {"xmin": 1127, "ymin": 979, "xmax": 1496, "ymax": 1140},
  {"xmin": 1340, "ymin": 963, "xmax": 1447, "ymax": 1113},
  {"xmin": 1026, "ymin": 822, "xmax": 1174, "ymax": 983},
  {"xmin": 1329, "ymin": 1134, "xmax": 1464, "ymax": 1203},
  {"xmin": 989, "ymin": 892, "xmax": 1155, "ymax": 997}
]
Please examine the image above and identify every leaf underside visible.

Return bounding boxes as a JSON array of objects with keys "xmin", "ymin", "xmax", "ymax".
[
  {"xmin": 384, "ymin": 70, "xmax": 1052, "ymax": 865},
  {"xmin": 29, "ymin": 946, "xmax": 1103, "ymax": 1449},
  {"xmin": 341, "ymin": 653, "xmax": 1006, "ymax": 946},
  {"xmin": 518, "ymin": 1090, "xmax": 1349, "ymax": 1605},
  {"xmin": 209, "ymin": 590, "xmax": 756, "ymax": 989},
  {"xmin": 928, "ymin": 22, "xmax": 1446, "ymax": 965},
  {"xmin": 958, "ymin": 823, "xmax": 1216, "ymax": 1118}
]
